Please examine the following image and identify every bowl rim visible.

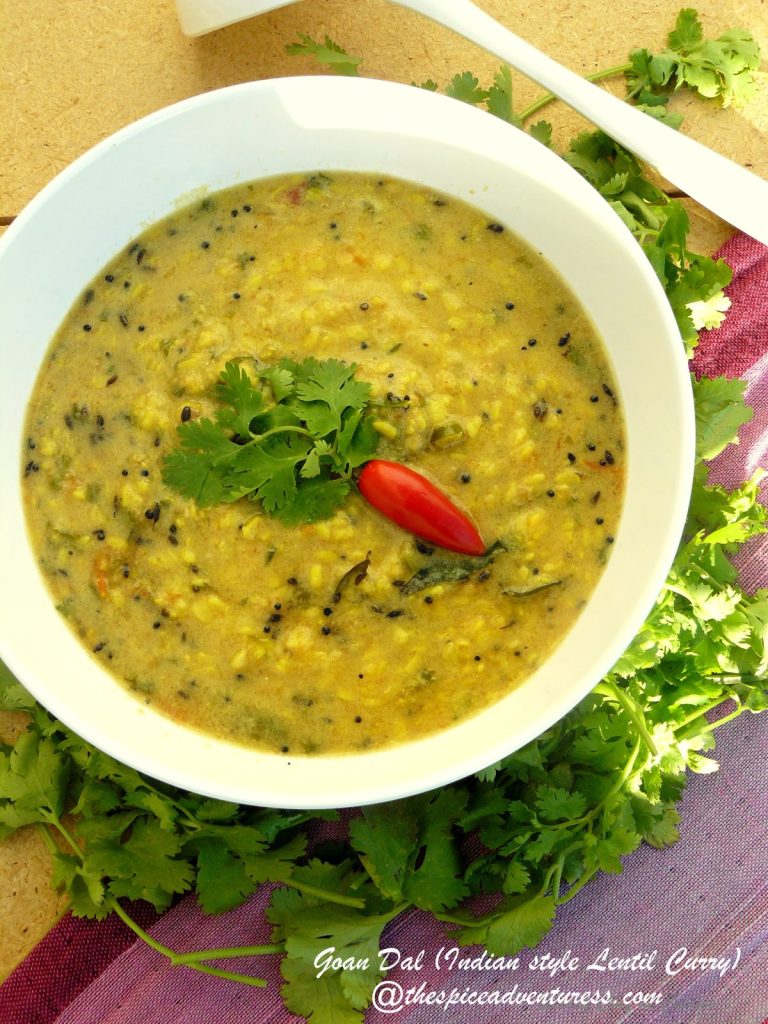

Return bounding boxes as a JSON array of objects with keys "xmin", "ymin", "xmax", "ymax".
[{"xmin": 0, "ymin": 75, "xmax": 695, "ymax": 808}]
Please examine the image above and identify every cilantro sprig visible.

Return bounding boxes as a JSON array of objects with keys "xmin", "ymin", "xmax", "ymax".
[
  {"xmin": 626, "ymin": 8, "xmax": 762, "ymax": 109},
  {"xmin": 162, "ymin": 358, "xmax": 379, "ymax": 524}
]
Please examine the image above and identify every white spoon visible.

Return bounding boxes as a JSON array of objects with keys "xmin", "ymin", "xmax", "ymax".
[{"xmin": 176, "ymin": 0, "xmax": 768, "ymax": 245}]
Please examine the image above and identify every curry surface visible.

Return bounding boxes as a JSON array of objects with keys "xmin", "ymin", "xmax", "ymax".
[{"xmin": 23, "ymin": 172, "xmax": 624, "ymax": 755}]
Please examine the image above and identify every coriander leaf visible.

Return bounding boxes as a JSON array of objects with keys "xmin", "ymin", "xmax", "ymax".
[
  {"xmin": 0, "ymin": 661, "xmax": 36, "ymax": 711},
  {"xmin": 301, "ymin": 439, "xmax": 333, "ymax": 479},
  {"xmin": 668, "ymin": 7, "xmax": 703, "ymax": 51},
  {"xmin": 349, "ymin": 802, "xmax": 419, "ymax": 902},
  {"xmin": 261, "ymin": 364, "xmax": 296, "ymax": 402},
  {"xmin": 70, "ymin": 778, "xmax": 123, "ymax": 818},
  {"xmin": 0, "ymin": 731, "xmax": 69, "ymax": 826},
  {"xmin": 404, "ymin": 789, "xmax": 470, "ymax": 912},
  {"xmin": 594, "ymin": 827, "xmax": 642, "ymax": 874},
  {"xmin": 191, "ymin": 836, "xmax": 257, "ymax": 914},
  {"xmin": 295, "ymin": 400, "xmax": 339, "ymax": 439},
  {"xmin": 340, "ymin": 413, "xmax": 380, "ymax": 469},
  {"xmin": 458, "ymin": 895, "xmax": 556, "ymax": 955},
  {"xmin": 126, "ymin": 787, "xmax": 180, "ymax": 832},
  {"xmin": 633, "ymin": 101, "xmax": 684, "ymax": 129},
  {"xmin": 294, "ymin": 359, "xmax": 371, "ymax": 432},
  {"xmin": 244, "ymin": 836, "xmax": 307, "ymax": 885},
  {"xmin": 335, "ymin": 408, "xmax": 363, "ymax": 459},
  {"xmin": 671, "ymin": 573, "xmax": 742, "ymax": 621},
  {"xmin": 161, "ymin": 449, "xmax": 222, "ymax": 504},
  {"xmin": 187, "ymin": 825, "xmax": 303, "ymax": 912},
  {"xmin": 63, "ymin": 744, "xmax": 151, "ymax": 796},
  {"xmin": 502, "ymin": 860, "xmax": 531, "ymax": 895},
  {"xmin": 535, "ymin": 785, "xmax": 587, "ymax": 823},
  {"xmin": 186, "ymin": 797, "xmax": 241, "ymax": 823},
  {"xmin": 239, "ymin": 433, "xmax": 312, "ymax": 513},
  {"xmin": 282, "ymin": 905, "xmax": 394, "ymax": 1012},
  {"xmin": 693, "ymin": 375, "xmax": 752, "ymax": 460},
  {"xmin": 215, "ymin": 361, "xmax": 265, "ymax": 437},
  {"xmin": 285, "ymin": 34, "xmax": 362, "ymax": 77},
  {"xmin": 90, "ymin": 818, "xmax": 194, "ymax": 910},
  {"xmin": 631, "ymin": 797, "xmax": 681, "ymax": 849},
  {"xmin": 686, "ymin": 751, "xmax": 719, "ymax": 774},
  {"xmin": 162, "ymin": 418, "xmax": 239, "ymax": 505},
  {"xmin": 350, "ymin": 782, "xmax": 468, "ymax": 913},
  {"xmin": 487, "ymin": 65, "xmax": 518, "ymax": 124},
  {"xmin": 276, "ymin": 477, "xmax": 351, "ymax": 526},
  {"xmin": 269, "ymin": 861, "xmax": 397, "ymax": 1022},
  {"xmin": 688, "ymin": 289, "xmax": 731, "ymax": 331},
  {"xmin": 251, "ymin": 401, "xmax": 303, "ymax": 435},
  {"xmin": 445, "ymin": 71, "xmax": 488, "ymax": 106},
  {"xmin": 51, "ymin": 852, "xmax": 110, "ymax": 919},
  {"xmin": 351, "ymin": 789, "xmax": 469, "ymax": 912},
  {"xmin": 528, "ymin": 120, "xmax": 553, "ymax": 147},
  {"xmin": 280, "ymin": 962, "xmax": 365, "ymax": 1024},
  {"xmin": 172, "ymin": 417, "xmax": 239, "ymax": 459}
]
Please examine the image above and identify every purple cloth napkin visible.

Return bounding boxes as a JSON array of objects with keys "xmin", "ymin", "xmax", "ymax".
[{"xmin": 2, "ymin": 232, "xmax": 767, "ymax": 1024}]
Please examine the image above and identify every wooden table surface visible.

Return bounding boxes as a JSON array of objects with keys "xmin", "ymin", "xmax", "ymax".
[{"xmin": 1, "ymin": 0, "xmax": 767, "ymax": 982}]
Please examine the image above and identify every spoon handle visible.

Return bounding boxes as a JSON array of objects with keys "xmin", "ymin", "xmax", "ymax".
[{"xmin": 397, "ymin": 0, "xmax": 768, "ymax": 244}]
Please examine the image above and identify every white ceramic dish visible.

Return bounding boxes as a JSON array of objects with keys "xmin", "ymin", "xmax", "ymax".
[{"xmin": 0, "ymin": 77, "xmax": 694, "ymax": 809}]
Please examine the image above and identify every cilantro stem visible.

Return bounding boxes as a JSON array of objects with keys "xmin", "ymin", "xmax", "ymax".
[
  {"xmin": 673, "ymin": 693, "xmax": 739, "ymax": 732},
  {"xmin": 435, "ymin": 909, "xmax": 483, "ymax": 927},
  {"xmin": 284, "ymin": 878, "xmax": 366, "ymax": 909},
  {"xmin": 109, "ymin": 900, "xmax": 271, "ymax": 987},
  {"xmin": 672, "ymin": 672, "xmax": 768, "ymax": 739},
  {"xmin": 599, "ymin": 681, "xmax": 658, "ymax": 756},
  {"xmin": 539, "ymin": 840, "xmax": 582, "ymax": 898},
  {"xmin": 604, "ymin": 736, "xmax": 643, "ymax": 804},
  {"xmin": 37, "ymin": 821, "xmax": 59, "ymax": 856},
  {"xmin": 677, "ymin": 703, "xmax": 745, "ymax": 742},
  {"xmin": 518, "ymin": 63, "xmax": 632, "ymax": 124},
  {"xmin": 162, "ymin": 942, "xmax": 283, "ymax": 964},
  {"xmin": 547, "ymin": 854, "xmax": 566, "ymax": 900},
  {"xmin": 557, "ymin": 864, "xmax": 600, "ymax": 906},
  {"xmin": 250, "ymin": 425, "xmax": 315, "ymax": 444},
  {"xmin": 46, "ymin": 815, "xmax": 82, "ymax": 856}
]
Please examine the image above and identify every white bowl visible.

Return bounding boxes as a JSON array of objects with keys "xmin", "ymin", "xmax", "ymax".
[{"xmin": 0, "ymin": 77, "xmax": 694, "ymax": 808}]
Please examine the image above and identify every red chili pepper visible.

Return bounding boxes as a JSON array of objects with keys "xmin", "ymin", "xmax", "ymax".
[{"xmin": 357, "ymin": 460, "xmax": 485, "ymax": 556}]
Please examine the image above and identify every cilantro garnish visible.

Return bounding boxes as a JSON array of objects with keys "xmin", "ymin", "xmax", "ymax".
[
  {"xmin": 162, "ymin": 358, "xmax": 379, "ymax": 524},
  {"xmin": 2, "ymin": 11, "xmax": 767, "ymax": 1024}
]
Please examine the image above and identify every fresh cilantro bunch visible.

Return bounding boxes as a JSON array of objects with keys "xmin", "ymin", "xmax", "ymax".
[
  {"xmin": 561, "ymin": 141, "xmax": 733, "ymax": 353},
  {"xmin": 162, "ymin": 358, "xmax": 379, "ymax": 525}
]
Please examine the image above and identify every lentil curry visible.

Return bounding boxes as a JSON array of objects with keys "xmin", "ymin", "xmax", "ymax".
[{"xmin": 22, "ymin": 172, "xmax": 624, "ymax": 756}]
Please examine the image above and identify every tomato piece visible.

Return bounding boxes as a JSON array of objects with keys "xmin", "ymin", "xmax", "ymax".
[
  {"xmin": 357, "ymin": 460, "xmax": 485, "ymax": 556},
  {"xmin": 92, "ymin": 550, "xmax": 111, "ymax": 599}
]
